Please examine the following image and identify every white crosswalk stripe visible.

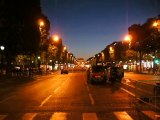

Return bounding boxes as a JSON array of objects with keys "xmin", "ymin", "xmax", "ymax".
[
  {"xmin": 1, "ymin": 110, "xmax": 152, "ymax": 120},
  {"xmin": 114, "ymin": 111, "xmax": 133, "ymax": 120},
  {"xmin": 50, "ymin": 112, "xmax": 67, "ymax": 120},
  {"xmin": 142, "ymin": 110, "xmax": 160, "ymax": 120}
]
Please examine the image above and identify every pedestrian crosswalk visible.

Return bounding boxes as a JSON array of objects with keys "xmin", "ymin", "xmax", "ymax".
[
  {"xmin": 0, "ymin": 110, "xmax": 159, "ymax": 120},
  {"xmin": 114, "ymin": 112, "xmax": 133, "ymax": 120}
]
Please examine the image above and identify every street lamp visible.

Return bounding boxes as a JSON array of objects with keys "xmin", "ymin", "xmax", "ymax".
[
  {"xmin": 124, "ymin": 34, "xmax": 132, "ymax": 48},
  {"xmin": 63, "ymin": 46, "xmax": 67, "ymax": 51},
  {"xmin": 52, "ymin": 35, "xmax": 60, "ymax": 42},
  {"xmin": 124, "ymin": 35, "xmax": 132, "ymax": 71},
  {"xmin": 152, "ymin": 19, "xmax": 160, "ymax": 74},
  {"xmin": 153, "ymin": 19, "xmax": 160, "ymax": 31},
  {"xmin": 38, "ymin": 19, "xmax": 44, "ymax": 29},
  {"xmin": 0, "ymin": 46, "xmax": 5, "ymax": 51}
]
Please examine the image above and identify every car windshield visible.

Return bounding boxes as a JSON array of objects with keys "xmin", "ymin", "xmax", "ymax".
[{"xmin": 92, "ymin": 66, "xmax": 104, "ymax": 72}]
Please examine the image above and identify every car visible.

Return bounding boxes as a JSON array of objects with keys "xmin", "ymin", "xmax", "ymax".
[
  {"xmin": 106, "ymin": 66, "xmax": 124, "ymax": 83},
  {"xmin": 61, "ymin": 68, "xmax": 69, "ymax": 74},
  {"xmin": 87, "ymin": 65, "xmax": 106, "ymax": 84}
]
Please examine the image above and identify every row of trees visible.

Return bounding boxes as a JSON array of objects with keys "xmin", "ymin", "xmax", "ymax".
[
  {"xmin": 0, "ymin": 0, "xmax": 76, "ymax": 75},
  {"xmin": 88, "ymin": 15, "xmax": 160, "ymax": 73},
  {"xmin": 0, "ymin": 0, "xmax": 45, "ymax": 74}
]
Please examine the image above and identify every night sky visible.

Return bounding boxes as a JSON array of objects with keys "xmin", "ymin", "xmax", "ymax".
[{"xmin": 41, "ymin": 0, "xmax": 159, "ymax": 60}]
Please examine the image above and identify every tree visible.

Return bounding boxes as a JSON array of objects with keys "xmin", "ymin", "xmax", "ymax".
[
  {"xmin": 128, "ymin": 24, "xmax": 145, "ymax": 72},
  {"xmin": 0, "ymin": 0, "xmax": 46, "ymax": 74}
]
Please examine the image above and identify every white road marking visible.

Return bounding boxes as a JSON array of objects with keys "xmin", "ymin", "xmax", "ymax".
[
  {"xmin": 40, "ymin": 95, "xmax": 52, "ymax": 107},
  {"xmin": 83, "ymin": 113, "xmax": 98, "ymax": 120},
  {"xmin": 0, "ymin": 95, "xmax": 15, "ymax": 103},
  {"xmin": 50, "ymin": 112, "xmax": 67, "ymax": 120},
  {"xmin": 54, "ymin": 78, "xmax": 69, "ymax": 93},
  {"xmin": 122, "ymin": 80, "xmax": 135, "ymax": 88},
  {"xmin": 54, "ymin": 86, "xmax": 60, "ymax": 93},
  {"xmin": 86, "ymin": 86, "xmax": 90, "ymax": 92},
  {"xmin": 125, "ymin": 79, "xmax": 131, "ymax": 83},
  {"xmin": 142, "ymin": 110, "xmax": 160, "ymax": 120},
  {"xmin": 114, "ymin": 111, "xmax": 133, "ymax": 120},
  {"xmin": 0, "ymin": 115, "xmax": 7, "ymax": 120},
  {"xmin": 120, "ymin": 88, "xmax": 135, "ymax": 97},
  {"xmin": 22, "ymin": 113, "xmax": 37, "ymax": 120},
  {"xmin": 89, "ymin": 93, "xmax": 95, "ymax": 105}
]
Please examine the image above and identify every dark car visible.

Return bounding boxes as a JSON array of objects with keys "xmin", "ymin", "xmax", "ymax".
[
  {"xmin": 106, "ymin": 66, "xmax": 124, "ymax": 83},
  {"xmin": 61, "ymin": 68, "xmax": 69, "ymax": 74},
  {"xmin": 87, "ymin": 65, "xmax": 106, "ymax": 84}
]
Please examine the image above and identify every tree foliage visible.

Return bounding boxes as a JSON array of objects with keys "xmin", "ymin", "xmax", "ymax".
[
  {"xmin": 0, "ymin": 0, "xmax": 51, "ymax": 74},
  {"xmin": 128, "ymin": 15, "xmax": 160, "ymax": 54},
  {"xmin": 0, "ymin": 0, "xmax": 43, "ymax": 58}
]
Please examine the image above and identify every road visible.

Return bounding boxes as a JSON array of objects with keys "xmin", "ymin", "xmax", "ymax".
[{"xmin": 0, "ymin": 71, "xmax": 159, "ymax": 120}]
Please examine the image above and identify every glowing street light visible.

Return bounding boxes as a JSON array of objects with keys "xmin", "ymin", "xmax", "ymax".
[
  {"xmin": 63, "ymin": 46, "xmax": 67, "ymax": 51},
  {"xmin": 0, "ymin": 46, "xmax": 5, "ymax": 51},
  {"xmin": 38, "ymin": 19, "xmax": 45, "ymax": 27},
  {"xmin": 153, "ymin": 20, "xmax": 160, "ymax": 32},
  {"xmin": 52, "ymin": 35, "xmax": 60, "ymax": 42},
  {"xmin": 124, "ymin": 34, "xmax": 132, "ymax": 48},
  {"xmin": 153, "ymin": 21, "xmax": 158, "ymax": 27},
  {"xmin": 39, "ymin": 21, "xmax": 44, "ymax": 27}
]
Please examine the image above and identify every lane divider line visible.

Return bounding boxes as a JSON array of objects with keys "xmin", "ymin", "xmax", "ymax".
[
  {"xmin": 89, "ymin": 93, "xmax": 95, "ymax": 105},
  {"xmin": 0, "ymin": 95, "xmax": 16, "ymax": 103},
  {"xmin": 54, "ymin": 86, "xmax": 60, "ymax": 93},
  {"xmin": 39, "ymin": 95, "xmax": 52, "ymax": 107},
  {"xmin": 53, "ymin": 78, "xmax": 69, "ymax": 93},
  {"xmin": 86, "ymin": 86, "xmax": 90, "ymax": 92},
  {"xmin": 120, "ymin": 88, "xmax": 135, "ymax": 97}
]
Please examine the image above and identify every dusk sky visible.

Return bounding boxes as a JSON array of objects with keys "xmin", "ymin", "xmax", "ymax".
[{"xmin": 41, "ymin": 0, "xmax": 159, "ymax": 60}]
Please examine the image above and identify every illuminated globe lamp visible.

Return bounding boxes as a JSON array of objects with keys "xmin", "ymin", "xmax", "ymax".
[
  {"xmin": 153, "ymin": 19, "xmax": 160, "ymax": 32},
  {"xmin": 52, "ymin": 35, "xmax": 60, "ymax": 42},
  {"xmin": 0, "ymin": 46, "xmax": 5, "ymax": 51},
  {"xmin": 124, "ymin": 34, "xmax": 132, "ymax": 48}
]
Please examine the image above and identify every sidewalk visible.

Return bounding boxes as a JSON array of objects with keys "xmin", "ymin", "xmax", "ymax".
[{"xmin": 126, "ymin": 70, "xmax": 160, "ymax": 75}]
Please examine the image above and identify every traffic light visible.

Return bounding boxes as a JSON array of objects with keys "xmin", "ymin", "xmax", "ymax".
[{"xmin": 154, "ymin": 58, "xmax": 160, "ymax": 64}]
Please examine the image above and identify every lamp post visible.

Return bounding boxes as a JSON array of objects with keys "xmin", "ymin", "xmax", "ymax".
[
  {"xmin": 50, "ymin": 35, "xmax": 61, "ymax": 69},
  {"xmin": 124, "ymin": 34, "xmax": 132, "ymax": 71},
  {"xmin": 152, "ymin": 19, "xmax": 160, "ymax": 74},
  {"xmin": 38, "ymin": 19, "xmax": 49, "ymax": 72}
]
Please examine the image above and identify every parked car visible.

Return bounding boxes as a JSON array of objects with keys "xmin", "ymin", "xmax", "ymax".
[
  {"xmin": 106, "ymin": 66, "xmax": 124, "ymax": 83},
  {"xmin": 61, "ymin": 68, "xmax": 69, "ymax": 74},
  {"xmin": 87, "ymin": 65, "xmax": 106, "ymax": 84}
]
